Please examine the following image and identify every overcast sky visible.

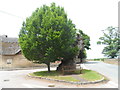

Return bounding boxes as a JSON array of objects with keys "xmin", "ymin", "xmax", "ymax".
[{"xmin": 0, "ymin": 0, "xmax": 119, "ymax": 59}]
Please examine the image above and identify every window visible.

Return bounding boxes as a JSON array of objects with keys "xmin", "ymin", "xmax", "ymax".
[{"xmin": 6, "ymin": 59, "xmax": 12, "ymax": 64}]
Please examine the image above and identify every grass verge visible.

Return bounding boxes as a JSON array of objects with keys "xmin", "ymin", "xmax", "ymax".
[
  {"xmin": 30, "ymin": 71, "xmax": 79, "ymax": 82},
  {"xmin": 30, "ymin": 69, "xmax": 104, "ymax": 82},
  {"xmin": 79, "ymin": 69, "xmax": 103, "ymax": 81}
]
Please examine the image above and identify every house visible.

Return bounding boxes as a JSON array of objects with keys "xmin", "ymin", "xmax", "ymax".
[{"xmin": 0, "ymin": 35, "xmax": 34, "ymax": 68}]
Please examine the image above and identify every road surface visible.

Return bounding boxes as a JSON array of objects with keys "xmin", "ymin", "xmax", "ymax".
[
  {"xmin": 0, "ymin": 68, "xmax": 51, "ymax": 89},
  {"xmin": 0, "ymin": 63, "xmax": 118, "ymax": 89},
  {"xmin": 83, "ymin": 61, "xmax": 118, "ymax": 88},
  {"xmin": 0, "ymin": 67, "xmax": 88, "ymax": 88}
]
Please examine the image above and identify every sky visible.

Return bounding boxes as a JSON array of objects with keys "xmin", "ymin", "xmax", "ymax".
[{"xmin": 0, "ymin": 0, "xmax": 119, "ymax": 59}]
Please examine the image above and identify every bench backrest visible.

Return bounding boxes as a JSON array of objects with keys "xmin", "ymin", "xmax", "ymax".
[{"xmin": 62, "ymin": 66, "xmax": 75, "ymax": 71}]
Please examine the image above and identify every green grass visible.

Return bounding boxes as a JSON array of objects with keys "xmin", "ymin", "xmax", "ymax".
[
  {"xmin": 33, "ymin": 70, "xmax": 60, "ymax": 76},
  {"xmin": 31, "ymin": 70, "xmax": 79, "ymax": 82},
  {"xmin": 30, "ymin": 69, "xmax": 104, "ymax": 82},
  {"xmin": 80, "ymin": 69, "xmax": 103, "ymax": 81},
  {"xmin": 93, "ymin": 58, "xmax": 104, "ymax": 61}
]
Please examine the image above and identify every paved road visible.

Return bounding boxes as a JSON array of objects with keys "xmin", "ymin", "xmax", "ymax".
[
  {"xmin": 0, "ymin": 68, "xmax": 51, "ymax": 89},
  {"xmin": 0, "ymin": 67, "xmax": 88, "ymax": 88},
  {"xmin": 0, "ymin": 63, "xmax": 118, "ymax": 89},
  {"xmin": 83, "ymin": 61, "xmax": 118, "ymax": 88}
]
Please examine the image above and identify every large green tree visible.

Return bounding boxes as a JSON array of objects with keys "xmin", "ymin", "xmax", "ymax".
[
  {"xmin": 97, "ymin": 26, "xmax": 120, "ymax": 58},
  {"xmin": 19, "ymin": 3, "xmax": 78, "ymax": 72}
]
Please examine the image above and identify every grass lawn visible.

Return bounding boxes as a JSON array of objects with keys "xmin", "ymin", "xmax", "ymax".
[
  {"xmin": 30, "ymin": 71, "xmax": 79, "ymax": 82},
  {"xmin": 79, "ymin": 69, "xmax": 103, "ymax": 81},
  {"xmin": 30, "ymin": 69, "xmax": 104, "ymax": 82}
]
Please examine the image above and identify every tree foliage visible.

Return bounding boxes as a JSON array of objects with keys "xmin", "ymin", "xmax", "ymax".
[
  {"xmin": 97, "ymin": 26, "xmax": 120, "ymax": 58},
  {"xmin": 78, "ymin": 30, "xmax": 91, "ymax": 50},
  {"xmin": 77, "ymin": 30, "xmax": 90, "ymax": 62},
  {"xmin": 19, "ymin": 3, "xmax": 78, "ymax": 72}
]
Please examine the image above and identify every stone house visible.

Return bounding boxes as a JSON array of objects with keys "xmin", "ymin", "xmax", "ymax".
[{"xmin": 0, "ymin": 35, "xmax": 34, "ymax": 68}]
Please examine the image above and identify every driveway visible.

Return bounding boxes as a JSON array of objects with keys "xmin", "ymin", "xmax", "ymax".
[{"xmin": 83, "ymin": 61, "xmax": 118, "ymax": 88}]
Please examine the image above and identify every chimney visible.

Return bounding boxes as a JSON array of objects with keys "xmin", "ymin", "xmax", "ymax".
[{"xmin": 2, "ymin": 35, "xmax": 7, "ymax": 38}]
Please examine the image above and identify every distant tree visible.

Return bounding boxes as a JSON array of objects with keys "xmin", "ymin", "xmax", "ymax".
[
  {"xmin": 97, "ymin": 26, "xmax": 120, "ymax": 58},
  {"xmin": 19, "ymin": 3, "xmax": 78, "ymax": 72}
]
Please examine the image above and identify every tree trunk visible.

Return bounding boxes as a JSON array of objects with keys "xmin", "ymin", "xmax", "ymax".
[
  {"xmin": 56, "ymin": 59, "xmax": 76, "ymax": 71},
  {"xmin": 47, "ymin": 62, "xmax": 50, "ymax": 72},
  {"xmin": 80, "ymin": 58, "xmax": 83, "ymax": 63}
]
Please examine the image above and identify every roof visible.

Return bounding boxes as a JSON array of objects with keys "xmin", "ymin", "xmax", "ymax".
[
  {"xmin": 0, "ymin": 35, "xmax": 21, "ymax": 55},
  {"xmin": 0, "ymin": 35, "xmax": 18, "ymax": 42}
]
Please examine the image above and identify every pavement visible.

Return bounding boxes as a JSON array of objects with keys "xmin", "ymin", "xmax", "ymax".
[
  {"xmin": 0, "ymin": 61, "xmax": 118, "ymax": 88},
  {"xmin": 0, "ymin": 68, "xmax": 51, "ymax": 88},
  {"xmin": 0, "ymin": 67, "xmax": 85, "ymax": 88}
]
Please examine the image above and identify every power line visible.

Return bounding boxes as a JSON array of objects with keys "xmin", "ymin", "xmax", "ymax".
[{"xmin": 0, "ymin": 10, "xmax": 25, "ymax": 19}]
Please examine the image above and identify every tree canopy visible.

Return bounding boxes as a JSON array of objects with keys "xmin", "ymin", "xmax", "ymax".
[
  {"xmin": 78, "ymin": 30, "xmax": 90, "ymax": 50},
  {"xmin": 97, "ymin": 26, "xmax": 120, "ymax": 58},
  {"xmin": 77, "ymin": 30, "xmax": 90, "ymax": 62},
  {"xmin": 19, "ymin": 3, "xmax": 78, "ymax": 72}
]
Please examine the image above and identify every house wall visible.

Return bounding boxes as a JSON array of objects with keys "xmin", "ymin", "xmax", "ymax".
[
  {"xmin": 0, "ymin": 55, "xmax": 2, "ymax": 67},
  {"xmin": 12, "ymin": 53, "xmax": 34, "ymax": 68},
  {"xmin": 0, "ymin": 53, "xmax": 34, "ymax": 68},
  {"xmin": 0, "ymin": 38, "xmax": 35, "ymax": 68}
]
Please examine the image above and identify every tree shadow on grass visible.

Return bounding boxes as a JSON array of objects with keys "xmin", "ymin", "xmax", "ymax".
[{"xmin": 33, "ymin": 70, "xmax": 60, "ymax": 76}]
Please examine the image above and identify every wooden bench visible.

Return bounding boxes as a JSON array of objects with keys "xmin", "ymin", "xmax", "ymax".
[{"xmin": 62, "ymin": 66, "xmax": 76, "ymax": 75}]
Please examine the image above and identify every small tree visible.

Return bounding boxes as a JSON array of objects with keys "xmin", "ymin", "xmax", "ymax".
[
  {"xmin": 97, "ymin": 26, "xmax": 120, "ymax": 58},
  {"xmin": 19, "ymin": 3, "xmax": 78, "ymax": 72}
]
